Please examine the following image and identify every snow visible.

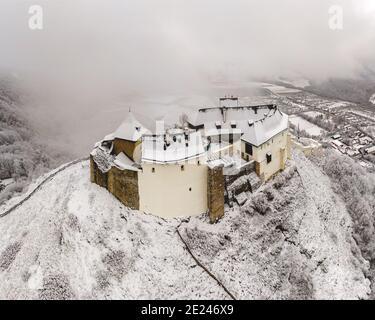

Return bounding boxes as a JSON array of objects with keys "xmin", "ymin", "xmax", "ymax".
[
  {"xmin": 365, "ymin": 146, "xmax": 375, "ymax": 154},
  {"xmin": 369, "ymin": 93, "xmax": 375, "ymax": 105},
  {"xmin": 304, "ymin": 111, "xmax": 324, "ymax": 118},
  {"xmin": 0, "ymin": 154, "xmax": 371, "ymax": 299},
  {"xmin": 113, "ymin": 112, "xmax": 151, "ymax": 142},
  {"xmin": 259, "ymin": 83, "xmax": 301, "ymax": 94},
  {"xmin": 182, "ymin": 152, "xmax": 370, "ymax": 299},
  {"xmin": 0, "ymin": 178, "xmax": 14, "ymax": 187},
  {"xmin": 191, "ymin": 106, "xmax": 289, "ymax": 147},
  {"xmin": 325, "ymin": 101, "xmax": 350, "ymax": 110},
  {"xmin": 141, "ymin": 131, "xmax": 206, "ymax": 164},
  {"xmin": 278, "ymin": 78, "xmax": 311, "ymax": 88},
  {"xmin": 114, "ymin": 153, "xmax": 140, "ymax": 171},
  {"xmin": 0, "ymin": 161, "xmax": 226, "ymax": 299},
  {"xmin": 289, "ymin": 115, "xmax": 325, "ymax": 136},
  {"xmin": 349, "ymin": 110, "xmax": 375, "ymax": 122}
]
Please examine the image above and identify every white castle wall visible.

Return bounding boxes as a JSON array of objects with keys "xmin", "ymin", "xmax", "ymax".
[
  {"xmin": 242, "ymin": 129, "xmax": 289, "ymax": 181},
  {"xmin": 138, "ymin": 158, "xmax": 208, "ymax": 218}
]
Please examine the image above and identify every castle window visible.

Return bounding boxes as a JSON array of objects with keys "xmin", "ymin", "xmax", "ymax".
[
  {"xmin": 181, "ymin": 165, "xmax": 185, "ymax": 171},
  {"xmin": 152, "ymin": 167, "xmax": 155, "ymax": 173},
  {"xmin": 229, "ymin": 134, "xmax": 233, "ymax": 144},
  {"xmin": 189, "ymin": 187, "xmax": 192, "ymax": 192},
  {"xmin": 245, "ymin": 143, "xmax": 253, "ymax": 156},
  {"xmin": 197, "ymin": 160, "xmax": 200, "ymax": 165},
  {"xmin": 266, "ymin": 152, "xmax": 272, "ymax": 164}
]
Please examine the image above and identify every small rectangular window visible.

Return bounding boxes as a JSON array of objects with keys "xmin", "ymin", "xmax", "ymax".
[
  {"xmin": 245, "ymin": 143, "xmax": 253, "ymax": 156},
  {"xmin": 152, "ymin": 167, "xmax": 155, "ymax": 173},
  {"xmin": 181, "ymin": 165, "xmax": 185, "ymax": 171},
  {"xmin": 266, "ymin": 152, "xmax": 272, "ymax": 164},
  {"xmin": 229, "ymin": 134, "xmax": 233, "ymax": 144}
]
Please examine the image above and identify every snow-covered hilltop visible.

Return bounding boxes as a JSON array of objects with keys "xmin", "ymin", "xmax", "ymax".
[
  {"xmin": 369, "ymin": 93, "xmax": 375, "ymax": 105},
  {"xmin": 0, "ymin": 151, "xmax": 370, "ymax": 299}
]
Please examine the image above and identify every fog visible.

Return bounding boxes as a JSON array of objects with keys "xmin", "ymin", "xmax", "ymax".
[{"xmin": 1, "ymin": 0, "xmax": 375, "ymax": 155}]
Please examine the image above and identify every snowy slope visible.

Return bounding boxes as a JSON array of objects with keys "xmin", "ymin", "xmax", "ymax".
[
  {"xmin": 0, "ymin": 161, "xmax": 226, "ymax": 300},
  {"xmin": 182, "ymin": 153, "xmax": 370, "ymax": 299},
  {"xmin": 0, "ymin": 155, "xmax": 371, "ymax": 299}
]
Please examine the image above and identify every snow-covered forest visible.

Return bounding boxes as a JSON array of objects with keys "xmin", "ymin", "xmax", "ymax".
[
  {"xmin": 0, "ymin": 79, "xmax": 71, "ymax": 204},
  {"xmin": 311, "ymin": 149, "xmax": 375, "ymax": 297}
]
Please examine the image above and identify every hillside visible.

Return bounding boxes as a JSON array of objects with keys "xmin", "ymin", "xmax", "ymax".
[
  {"xmin": 0, "ymin": 152, "xmax": 371, "ymax": 299},
  {"xmin": 0, "ymin": 79, "xmax": 70, "ymax": 204},
  {"xmin": 306, "ymin": 78, "xmax": 375, "ymax": 106}
]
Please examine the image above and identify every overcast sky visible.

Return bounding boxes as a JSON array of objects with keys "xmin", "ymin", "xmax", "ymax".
[{"xmin": 1, "ymin": 0, "xmax": 375, "ymax": 153}]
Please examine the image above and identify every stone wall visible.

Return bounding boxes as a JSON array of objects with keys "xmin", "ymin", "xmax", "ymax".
[
  {"xmin": 90, "ymin": 155, "xmax": 140, "ymax": 210},
  {"xmin": 224, "ymin": 161, "xmax": 260, "ymax": 206},
  {"xmin": 113, "ymin": 138, "xmax": 137, "ymax": 160},
  {"xmin": 207, "ymin": 165, "xmax": 225, "ymax": 223},
  {"xmin": 90, "ymin": 155, "xmax": 108, "ymax": 188},
  {"xmin": 108, "ymin": 167, "xmax": 140, "ymax": 210},
  {"xmin": 224, "ymin": 161, "xmax": 255, "ymax": 185}
]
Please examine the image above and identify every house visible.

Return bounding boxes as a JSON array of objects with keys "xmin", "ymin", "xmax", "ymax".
[
  {"xmin": 365, "ymin": 145, "xmax": 375, "ymax": 155},
  {"xmin": 90, "ymin": 97, "xmax": 290, "ymax": 222}
]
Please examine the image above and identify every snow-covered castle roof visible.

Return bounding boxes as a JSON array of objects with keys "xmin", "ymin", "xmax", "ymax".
[
  {"xmin": 113, "ymin": 111, "xmax": 152, "ymax": 142},
  {"xmin": 187, "ymin": 103, "xmax": 288, "ymax": 146},
  {"xmin": 141, "ymin": 131, "xmax": 206, "ymax": 164},
  {"xmin": 93, "ymin": 98, "xmax": 288, "ymax": 167}
]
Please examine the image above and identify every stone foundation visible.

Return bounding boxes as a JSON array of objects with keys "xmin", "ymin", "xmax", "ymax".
[
  {"xmin": 90, "ymin": 155, "xmax": 140, "ymax": 210},
  {"xmin": 207, "ymin": 165, "xmax": 225, "ymax": 223},
  {"xmin": 108, "ymin": 167, "xmax": 139, "ymax": 210},
  {"xmin": 224, "ymin": 161, "xmax": 260, "ymax": 206},
  {"xmin": 90, "ymin": 155, "xmax": 108, "ymax": 188}
]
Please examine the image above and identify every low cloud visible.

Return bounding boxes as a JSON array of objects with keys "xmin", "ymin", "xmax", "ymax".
[{"xmin": 0, "ymin": 0, "xmax": 374, "ymax": 154}]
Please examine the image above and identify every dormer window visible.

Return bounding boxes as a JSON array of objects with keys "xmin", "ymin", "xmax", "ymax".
[
  {"xmin": 230, "ymin": 120, "xmax": 236, "ymax": 128},
  {"xmin": 215, "ymin": 121, "xmax": 222, "ymax": 129},
  {"xmin": 248, "ymin": 120, "xmax": 254, "ymax": 126}
]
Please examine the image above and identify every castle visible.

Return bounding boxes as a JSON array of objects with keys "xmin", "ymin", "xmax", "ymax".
[{"xmin": 90, "ymin": 97, "xmax": 291, "ymax": 222}]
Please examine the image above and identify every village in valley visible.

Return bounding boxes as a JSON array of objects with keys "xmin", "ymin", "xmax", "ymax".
[{"xmin": 259, "ymin": 82, "xmax": 375, "ymax": 170}]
